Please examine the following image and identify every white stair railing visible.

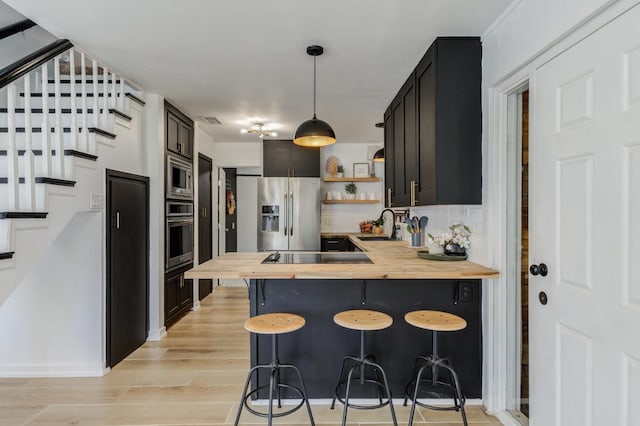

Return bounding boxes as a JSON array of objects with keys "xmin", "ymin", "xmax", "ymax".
[
  {"xmin": 1, "ymin": 44, "xmax": 140, "ymax": 213},
  {"xmin": 52, "ymin": 57, "xmax": 65, "ymax": 178},
  {"xmin": 6, "ymin": 84, "xmax": 18, "ymax": 211},
  {"xmin": 69, "ymin": 49, "xmax": 78, "ymax": 152},
  {"xmin": 40, "ymin": 61, "xmax": 52, "ymax": 178},
  {"xmin": 80, "ymin": 53, "xmax": 89, "ymax": 153},
  {"xmin": 23, "ymin": 74, "xmax": 35, "ymax": 210}
]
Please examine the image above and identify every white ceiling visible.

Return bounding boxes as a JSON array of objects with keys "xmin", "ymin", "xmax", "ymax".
[{"xmin": 5, "ymin": 0, "xmax": 513, "ymax": 144}]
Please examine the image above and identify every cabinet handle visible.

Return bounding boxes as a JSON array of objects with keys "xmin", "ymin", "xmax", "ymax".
[
  {"xmin": 387, "ymin": 188, "xmax": 393, "ymax": 207},
  {"xmin": 410, "ymin": 180, "xmax": 419, "ymax": 206},
  {"xmin": 179, "ymin": 275, "xmax": 184, "ymax": 288},
  {"xmin": 116, "ymin": 211, "xmax": 120, "ymax": 229}
]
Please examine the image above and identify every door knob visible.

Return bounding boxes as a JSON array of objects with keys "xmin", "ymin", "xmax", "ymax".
[{"xmin": 529, "ymin": 263, "xmax": 548, "ymax": 277}]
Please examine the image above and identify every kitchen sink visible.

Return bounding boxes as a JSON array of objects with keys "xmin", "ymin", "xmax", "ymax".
[{"xmin": 357, "ymin": 236, "xmax": 392, "ymax": 241}]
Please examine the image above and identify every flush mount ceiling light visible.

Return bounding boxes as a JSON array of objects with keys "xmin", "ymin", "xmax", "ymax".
[
  {"xmin": 294, "ymin": 45, "xmax": 336, "ymax": 147},
  {"xmin": 240, "ymin": 122, "xmax": 278, "ymax": 139}
]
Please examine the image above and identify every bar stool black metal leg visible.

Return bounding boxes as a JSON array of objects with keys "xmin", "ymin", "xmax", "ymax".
[
  {"xmin": 286, "ymin": 363, "xmax": 316, "ymax": 426},
  {"xmin": 342, "ymin": 362, "xmax": 358, "ymax": 426},
  {"xmin": 408, "ymin": 363, "xmax": 429, "ymax": 426},
  {"xmin": 363, "ymin": 358, "xmax": 397, "ymax": 426},
  {"xmin": 234, "ymin": 364, "xmax": 259, "ymax": 426}
]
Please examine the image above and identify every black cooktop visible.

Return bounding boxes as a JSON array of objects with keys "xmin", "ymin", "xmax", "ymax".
[{"xmin": 261, "ymin": 252, "xmax": 372, "ymax": 264}]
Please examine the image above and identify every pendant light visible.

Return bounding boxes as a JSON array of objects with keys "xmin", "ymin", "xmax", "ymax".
[
  {"xmin": 373, "ymin": 148, "xmax": 385, "ymax": 162},
  {"xmin": 294, "ymin": 45, "xmax": 336, "ymax": 147}
]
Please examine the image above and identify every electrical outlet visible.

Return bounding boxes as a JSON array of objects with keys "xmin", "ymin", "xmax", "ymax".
[
  {"xmin": 458, "ymin": 282, "xmax": 473, "ymax": 302},
  {"xmin": 322, "ymin": 217, "xmax": 332, "ymax": 226},
  {"xmin": 459, "ymin": 206, "xmax": 470, "ymax": 217},
  {"xmin": 89, "ymin": 193, "xmax": 104, "ymax": 210}
]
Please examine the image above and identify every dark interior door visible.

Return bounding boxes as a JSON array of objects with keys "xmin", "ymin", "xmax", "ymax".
[
  {"xmin": 224, "ymin": 167, "xmax": 237, "ymax": 252},
  {"xmin": 198, "ymin": 154, "xmax": 213, "ymax": 299},
  {"xmin": 106, "ymin": 170, "xmax": 149, "ymax": 368}
]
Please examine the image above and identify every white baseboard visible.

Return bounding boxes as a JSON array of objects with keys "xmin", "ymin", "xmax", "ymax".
[
  {"xmin": 0, "ymin": 362, "xmax": 105, "ymax": 377},
  {"xmin": 147, "ymin": 326, "xmax": 167, "ymax": 341}
]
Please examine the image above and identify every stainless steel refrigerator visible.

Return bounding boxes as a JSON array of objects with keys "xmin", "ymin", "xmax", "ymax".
[{"xmin": 257, "ymin": 177, "xmax": 320, "ymax": 251}]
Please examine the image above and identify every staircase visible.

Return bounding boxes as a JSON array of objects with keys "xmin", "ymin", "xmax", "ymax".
[{"xmin": 0, "ymin": 42, "xmax": 146, "ymax": 305}]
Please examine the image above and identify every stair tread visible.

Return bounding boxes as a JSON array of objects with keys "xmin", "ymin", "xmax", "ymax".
[
  {"xmin": 0, "ymin": 149, "xmax": 97, "ymax": 161},
  {"xmin": 0, "ymin": 212, "xmax": 48, "ymax": 219},
  {"xmin": 0, "ymin": 251, "xmax": 15, "ymax": 260},
  {"xmin": 0, "ymin": 126, "xmax": 116, "ymax": 138},
  {"xmin": 0, "ymin": 107, "xmax": 132, "ymax": 120},
  {"xmin": 47, "ymin": 79, "xmax": 122, "ymax": 84},
  {"xmin": 0, "ymin": 177, "xmax": 76, "ymax": 186}
]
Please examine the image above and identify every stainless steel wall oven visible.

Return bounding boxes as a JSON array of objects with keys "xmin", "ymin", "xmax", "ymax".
[{"xmin": 166, "ymin": 201, "xmax": 194, "ymax": 269}]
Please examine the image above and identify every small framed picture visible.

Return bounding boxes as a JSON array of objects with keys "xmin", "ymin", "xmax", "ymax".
[{"xmin": 353, "ymin": 163, "xmax": 370, "ymax": 178}]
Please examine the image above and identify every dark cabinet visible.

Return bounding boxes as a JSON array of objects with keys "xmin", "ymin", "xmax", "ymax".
[
  {"xmin": 165, "ymin": 102, "xmax": 194, "ymax": 159},
  {"xmin": 165, "ymin": 265, "xmax": 193, "ymax": 327},
  {"xmin": 384, "ymin": 37, "xmax": 481, "ymax": 206},
  {"xmin": 263, "ymin": 140, "xmax": 320, "ymax": 177},
  {"xmin": 321, "ymin": 236, "xmax": 355, "ymax": 252}
]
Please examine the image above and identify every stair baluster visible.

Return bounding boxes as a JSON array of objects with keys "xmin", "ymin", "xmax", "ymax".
[
  {"xmin": 69, "ymin": 49, "xmax": 78, "ymax": 152},
  {"xmin": 6, "ymin": 84, "xmax": 19, "ymax": 211},
  {"xmin": 53, "ymin": 57, "xmax": 65, "ymax": 178},
  {"xmin": 91, "ymin": 60, "xmax": 99, "ymax": 152},
  {"xmin": 40, "ymin": 61, "xmax": 51, "ymax": 177},
  {"xmin": 101, "ymin": 66, "xmax": 109, "ymax": 129},
  {"xmin": 118, "ymin": 72, "xmax": 125, "ymax": 111},
  {"xmin": 110, "ymin": 70, "xmax": 116, "ymax": 112},
  {"xmin": 23, "ymin": 74, "xmax": 35, "ymax": 210},
  {"xmin": 80, "ymin": 52, "xmax": 89, "ymax": 154}
]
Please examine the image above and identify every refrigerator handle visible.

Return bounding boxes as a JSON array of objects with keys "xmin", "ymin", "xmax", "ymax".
[
  {"xmin": 289, "ymin": 191, "xmax": 294, "ymax": 236},
  {"xmin": 283, "ymin": 192, "xmax": 288, "ymax": 236}
]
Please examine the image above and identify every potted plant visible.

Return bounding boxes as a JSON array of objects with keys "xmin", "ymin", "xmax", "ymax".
[
  {"xmin": 344, "ymin": 182, "xmax": 357, "ymax": 200},
  {"xmin": 372, "ymin": 216, "xmax": 384, "ymax": 234},
  {"xmin": 336, "ymin": 165, "xmax": 344, "ymax": 178},
  {"xmin": 429, "ymin": 224, "xmax": 472, "ymax": 256}
]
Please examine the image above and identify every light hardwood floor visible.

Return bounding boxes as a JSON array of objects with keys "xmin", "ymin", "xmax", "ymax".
[{"xmin": 0, "ymin": 286, "xmax": 502, "ymax": 425}]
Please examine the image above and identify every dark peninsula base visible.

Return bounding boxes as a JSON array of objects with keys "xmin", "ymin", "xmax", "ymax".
[{"xmin": 248, "ymin": 278, "xmax": 482, "ymax": 399}]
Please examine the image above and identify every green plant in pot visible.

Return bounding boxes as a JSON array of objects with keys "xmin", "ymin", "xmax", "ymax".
[{"xmin": 344, "ymin": 182, "xmax": 357, "ymax": 200}]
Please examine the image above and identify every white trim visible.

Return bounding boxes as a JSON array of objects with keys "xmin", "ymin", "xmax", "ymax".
[
  {"xmin": 484, "ymin": 0, "xmax": 640, "ymax": 420},
  {"xmin": 148, "ymin": 326, "xmax": 167, "ymax": 341},
  {"xmin": 482, "ymin": 0, "xmax": 524, "ymax": 40},
  {"xmin": 0, "ymin": 363, "xmax": 106, "ymax": 377}
]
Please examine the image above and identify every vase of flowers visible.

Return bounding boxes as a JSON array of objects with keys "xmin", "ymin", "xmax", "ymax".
[{"xmin": 430, "ymin": 224, "xmax": 472, "ymax": 256}]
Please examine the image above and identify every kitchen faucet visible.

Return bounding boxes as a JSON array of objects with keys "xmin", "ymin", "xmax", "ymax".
[{"xmin": 379, "ymin": 209, "xmax": 400, "ymax": 240}]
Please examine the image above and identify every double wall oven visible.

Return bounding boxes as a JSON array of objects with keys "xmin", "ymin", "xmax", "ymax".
[{"xmin": 166, "ymin": 153, "xmax": 194, "ymax": 270}]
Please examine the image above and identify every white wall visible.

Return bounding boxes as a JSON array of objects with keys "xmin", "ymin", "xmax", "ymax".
[
  {"xmin": 210, "ymin": 142, "xmax": 261, "ymax": 168},
  {"xmin": 0, "ymin": 99, "xmax": 154, "ymax": 376},
  {"xmin": 320, "ymin": 143, "xmax": 384, "ymax": 233}
]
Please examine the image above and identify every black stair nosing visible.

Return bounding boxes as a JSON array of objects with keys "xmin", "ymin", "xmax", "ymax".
[
  {"xmin": 125, "ymin": 93, "xmax": 145, "ymax": 106},
  {"xmin": 0, "ymin": 177, "xmax": 76, "ymax": 186},
  {"xmin": 1, "ymin": 107, "xmax": 128, "ymax": 116},
  {"xmin": 0, "ymin": 212, "xmax": 48, "ymax": 219},
  {"xmin": 0, "ymin": 251, "xmax": 15, "ymax": 260},
  {"xmin": 48, "ymin": 79, "xmax": 122, "ymax": 84},
  {"xmin": 108, "ymin": 108, "xmax": 132, "ymax": 121},
  {"xmin": 0, "ymin": 149, "xmax": 97, "ymax": 161},
  {"xmin": 0, "ymin": 126, "xmax": 116, "ymax": 139}
]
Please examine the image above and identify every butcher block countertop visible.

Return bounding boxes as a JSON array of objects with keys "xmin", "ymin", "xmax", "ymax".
[{"xmin": 185, "ymin": 235, "xmax": 499, "ymax": 280}]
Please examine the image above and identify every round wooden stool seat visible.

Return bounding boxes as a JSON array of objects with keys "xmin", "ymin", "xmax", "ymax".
[
  {"xmin": 333, "ymin": 309, "xmax": 393, "ymax": 331},
  {"xmin": 404, "ymin": 310, "xmax": 466, "ymax": 332},
  {"xmin": 243, "ymin": 313, "xmax": 305, "ymax": 335}
]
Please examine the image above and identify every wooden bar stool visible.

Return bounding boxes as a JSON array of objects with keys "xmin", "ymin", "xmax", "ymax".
[
  {"xmin": 234, "ymin": 313, "xmax": 314, "ymax": 426},
  {"xmin": 403, "ymin": 310, "xmax": 468, "ymax": 426},
  {"xmin": 330, "ymin": 309, "xmax": 397, "ymax": 426}
]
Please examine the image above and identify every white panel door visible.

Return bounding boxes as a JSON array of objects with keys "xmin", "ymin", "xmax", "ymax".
[{"xmin": 531, "ymin": 4, "xmax": 640, "ymax": 426}]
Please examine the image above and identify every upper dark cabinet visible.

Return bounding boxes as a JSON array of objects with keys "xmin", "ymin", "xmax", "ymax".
[
  {"xmin": 384, "ymin": 37, "xmax": 482, "ymax": 206},
  {"xmin": 165, "ymin": 102, "xmax": 194, "ymax": 159},
  {"xmin": 263, "ymin": 140, "xmax": 320, "ymax": 177}
]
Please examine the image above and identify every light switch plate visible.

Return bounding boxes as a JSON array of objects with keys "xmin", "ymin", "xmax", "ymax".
[{"xmin": 90, "ymin": 193, "xmax": 104, "ymax": 210}]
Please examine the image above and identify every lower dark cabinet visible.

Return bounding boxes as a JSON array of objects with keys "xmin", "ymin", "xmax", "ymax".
[
  {"xmin": 321, "ymin": 236, "xmax": 354, "ymax": 252},
  {"xmin": 165, "ymin": 265, "xmax": 193, "ymax": 327}
]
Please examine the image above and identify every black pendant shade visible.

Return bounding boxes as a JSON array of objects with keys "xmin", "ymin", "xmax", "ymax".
[
  {"xmin": 294, "ymin": 45, "xmax": 336, "ymax": 147},
  {"xmin": 373, "ymin": 147, "xmax": 385, "ymax": 162}
]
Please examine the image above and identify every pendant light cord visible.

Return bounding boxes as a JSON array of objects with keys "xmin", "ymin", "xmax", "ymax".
[{"xmin": 313, "ymin": 54, "xmax": 317, "ymax": 119}]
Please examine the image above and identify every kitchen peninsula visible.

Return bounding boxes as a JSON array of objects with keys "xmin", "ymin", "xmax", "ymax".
[{"xmin": 185, "ymin": 236, "xmax": 498, "ymax": 399}]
